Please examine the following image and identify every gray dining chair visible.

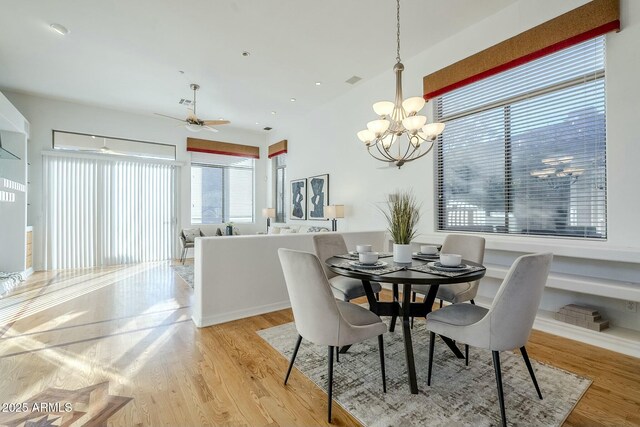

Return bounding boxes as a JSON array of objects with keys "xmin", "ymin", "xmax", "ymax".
[
  {"xmin": 411, "ymin": 234, "xmax": 485, "ymax": 332},
  {"xmin": 426, "ymin": 252, "xmax": 553, "ymax": 427},
  {"xmin": 313, "ymin": 234, "xmax": 382, "ymax": 302},
  {"xmin": 278, "ymin": 248, "xmax": 387, "ymax": 423}
]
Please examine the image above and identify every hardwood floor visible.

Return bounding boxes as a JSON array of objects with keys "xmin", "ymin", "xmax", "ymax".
[{"xmin": 0, "ymin": 262, "xmax": 638, "ymax": 426}]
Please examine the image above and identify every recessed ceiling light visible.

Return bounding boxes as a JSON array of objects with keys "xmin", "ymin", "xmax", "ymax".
[
  {"xmin": 242, "ymin": 51, "xmax": 250, "ymax": 57},
  {"xmin": 91, "ymin": 136, "xmax": 96, "ymax": 139},
  {"xmin": 315, "ymin": 82, "xmax": 322, "ymax": 86},
  {"xmin": 271, "ymin": 111, "xmax": 276, "ymax": 115},
  {"xmin": 255, "ymin": 122, "xmax": 260, "ymax": 125},
  {"xmin": 50, "ymin": 23, "xmax": 69, "ymax": 35},
  {"xmin": 290, "ymin": 98, "xmax": 296, "ymax": 102}
]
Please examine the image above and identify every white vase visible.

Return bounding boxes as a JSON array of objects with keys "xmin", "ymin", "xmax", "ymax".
[{"xmin": 393, "ymin": 243, "xmax": 412, "ymax": 263}]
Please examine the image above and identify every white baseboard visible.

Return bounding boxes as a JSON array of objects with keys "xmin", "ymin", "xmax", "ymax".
[{"xmin": 192, "ymin": 300, "xmax": 292, "ymax": 328}]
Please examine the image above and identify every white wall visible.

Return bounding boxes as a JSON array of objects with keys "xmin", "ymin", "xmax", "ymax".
[
  {"xmin": 266, "ymin": 0, "xmax": 640, "ymax": 333},
  {"xmin": 3, "ymin": 91, "xmax": 270, "ymax": 270}
]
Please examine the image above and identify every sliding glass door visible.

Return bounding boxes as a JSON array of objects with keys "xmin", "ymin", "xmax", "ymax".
[{"xmin": 43, "ymin": 154, "xmax": 178, "ymax": 269}]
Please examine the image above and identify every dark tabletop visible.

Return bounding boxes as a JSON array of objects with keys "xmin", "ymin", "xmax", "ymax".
[{"xmin": 325, "ymin": 256, "xmax": 486, "ymax": 285}]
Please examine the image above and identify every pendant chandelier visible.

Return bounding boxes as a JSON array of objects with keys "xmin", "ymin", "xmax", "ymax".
[{"xmin": 357, "ymin": 0, "xmax": 445, "ymax": 169}]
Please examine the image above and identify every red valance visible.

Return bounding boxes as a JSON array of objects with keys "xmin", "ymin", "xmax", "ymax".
[
  {"xmin": 423, "ymin": 0, "xmax": 620, "ymax": 100},
  {"xmin": 187, "ymin": 137, "xmax": 260, "ymax": 159},
  {"xmin": 268, "ymin": 140, "xmax": 288, "ymax": 158}
]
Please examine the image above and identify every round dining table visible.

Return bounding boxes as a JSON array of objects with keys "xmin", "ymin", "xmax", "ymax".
[{"xmin": 326, "ymin": 256, "xmax": 486, "ymax": 394}]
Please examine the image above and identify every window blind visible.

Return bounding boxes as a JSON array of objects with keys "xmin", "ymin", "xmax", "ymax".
[
  {"xmin": 190, "ymin": 152, "xmax": 254, "ymax": 224},
  {"xmin": 43, "ymin": 154, "xmax": 177, "ymax": 269},
  {"xmin": 437, "ymin": 37, "xmax": 606, "ymax": 239}
]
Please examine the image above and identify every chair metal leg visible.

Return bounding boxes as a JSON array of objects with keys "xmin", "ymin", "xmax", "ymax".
[
  {"xmin": 492, "ymin": 351, "xmax": 507, "ymax": 427},
  {"xmin": 520, "ymin": 346, "xmax": 543, "ymax": 399},
  {"xmin": 284, "ymin": 335, "xmax": 302, "ymax": 385},
  {"xmin": 336, "ymin": 346, "xmax": 339, "ymax": 363},
  {"xmin": 465, "ymin": 344, "xmax": 469, "ymax": 366},
  {"xmin": 439, "ymin": 299, "xmax": 443, "ymax": 308},
  {"xmin": 411, "ymin": 291, "xmax": 416, "ymax": 328},
  {"xmin": 389, "ymin": 285, "xmax": 399, "ymax": 332},
  {"xmin": 470, "ymin": 299, "xmax": 475, "ymax": 305},
  {"xmin": 378, "ymin": 335, "xmax": 387, "ymax": 393},
  {"xmin": 327, "ymin": 345, "xmax": 334, "ymax": 423},
  {"xmin": 428, "ymin": 331, "xmax": 435, "ymax": 386}
]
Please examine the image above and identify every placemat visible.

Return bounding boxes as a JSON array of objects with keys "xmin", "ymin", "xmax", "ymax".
[
  {"xmin": 408, "ymin": 263, "xmax": 486, "ymax": 278},
  {"xmin": 334, "ymin": 252, "xmax": 394, "ymax": 260},
  {"xmin": 331, "ymin": 260, "xmax": 405, "ymax": 275}
]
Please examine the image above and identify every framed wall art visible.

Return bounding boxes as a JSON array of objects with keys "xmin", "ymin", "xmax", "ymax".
[
  {"xmin": 307, "ymin": 174, "xmax": 329, "ymax": 220},
  {"xmin": 290, "ymin": 178, "xmax": 307, "ymax": 220}
]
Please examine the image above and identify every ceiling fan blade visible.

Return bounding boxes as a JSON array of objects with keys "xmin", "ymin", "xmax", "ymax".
[
  {"xmin": 202, "ymin": 120, "xmax": 230, "ymax": 126},
  {"xmin": 203, "ymin": 126, "xmax": 219, "ymax": 133},
  {"xmin": 154, "ymin": 113, "xmax": 186, "ymax": 122}
]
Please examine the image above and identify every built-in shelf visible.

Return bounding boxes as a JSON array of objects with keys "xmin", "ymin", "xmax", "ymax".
[
  {"xmin": 484, "ymin": 263, "xmax": 640, "ymax": 302},
  {"xmin": 474, "ymin": 296, "xmax": 640, "ymax": 358}
]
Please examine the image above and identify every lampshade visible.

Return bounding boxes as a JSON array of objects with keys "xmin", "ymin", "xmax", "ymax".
[
  {"xmin": 357, "ymin": 129, "xmax": 375, "ymax": 144},
  {"xmin": 367, "ymin": 119, "xmax": 390, "ymax": 136},
  {"xmin": 262, "ymin": 208, "xmax": 276, "ymax": 218},
  {"xmin": 402, "ymin": 115, "xmax": 427, "ymax": 132},
  {"xmin": 325, "ymin": 205, "xmax": 345, "ymax": 219},
  {"xmin": 421, "ymin": 122, "xmax": 446, "ymax": 139},
  {"xmin": 402, "ymin": 97, "xmax": 426, "ymax": 115},
  {"xmin": 373, "ymin": 101, "xmax": 395, "ymax": 116}
]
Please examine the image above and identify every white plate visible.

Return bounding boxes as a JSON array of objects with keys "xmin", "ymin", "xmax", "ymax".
[
  {"xmin": 349, "ymin": 260, "xmax": 387, "ymax": 269},
  {"xmin": 413, "ymin": 252, "xmax": 439, "ymax": 257},
  {"xmin": 428, "ymin": 261, "xmax": 469, "ymax": 271}
]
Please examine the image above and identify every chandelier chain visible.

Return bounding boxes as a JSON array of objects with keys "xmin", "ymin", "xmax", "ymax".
[{"xmin": 396, "ymin": 0, "xmax": 401, "ymax": 63}]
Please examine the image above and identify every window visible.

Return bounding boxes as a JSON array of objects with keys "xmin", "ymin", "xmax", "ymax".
[
  {"xmin": 274, "ymin": 153, "xmax": 287, "ymax": 223},
  {"xmin": 437, "ymin": 37, "xmax": 606, "ymax": 239},
  {"xmin": 191, "ymin": 153, "xmax": 254, "ymax": 224},
  {"xmin": 53, "ymin": 130, "xmax": 176, "ymax": 160}
]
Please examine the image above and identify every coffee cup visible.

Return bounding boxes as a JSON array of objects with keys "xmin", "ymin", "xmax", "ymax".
[
  {"xmin": 420, "ymin": 245, "xmax": 438, "ymax": 255},
  {"xmin": 440, "ymin": 253, "xmax": 462, "ymax": 267},
  {"xmin": 356, "ymin": 244, "xmax": 372, "ymax": 253},
  {"xmin": 359, "ymin": 252, "xmax": 379, "ymax": 265}
]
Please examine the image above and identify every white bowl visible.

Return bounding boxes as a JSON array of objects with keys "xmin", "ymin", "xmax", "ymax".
[
  {"xmin": 359, "ymin": 252, "xmax": 379, "ymax": 265},
  {"xmin": 440, "ymin": 253, "xmax": 462, "ymax": 267},
  {"xmin": 356, "ymin": 244, "xmax": 373, "ymax": 253},
  {"xmin": 420, "ymin": 245, "xmax": 438, "ymax": 255}
]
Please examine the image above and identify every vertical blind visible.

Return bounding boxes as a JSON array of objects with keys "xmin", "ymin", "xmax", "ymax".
[
  {"xmin": 43, "ymin": 153, "xmax": 177, "ymax": 269},
  {"xmin": 190, "ymin": 152, "xmax": 254, "ymax": 224},
  {"xmin": 437, "ymin": 37, "xmax": 607, "ymax": 239}
]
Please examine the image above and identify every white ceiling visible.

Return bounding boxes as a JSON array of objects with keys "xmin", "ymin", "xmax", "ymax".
[{"xmin": 0, "ymin": 0, "xmax": 515, "ymax": 132}]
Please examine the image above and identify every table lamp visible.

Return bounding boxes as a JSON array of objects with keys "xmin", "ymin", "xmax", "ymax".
[
  {"xmin": 325, "ymin": 205, "xmax": 344, "ymax": 231},
  {"xmin": 262, "ymin": 208, "xmax": 276, "ymax": 232}
]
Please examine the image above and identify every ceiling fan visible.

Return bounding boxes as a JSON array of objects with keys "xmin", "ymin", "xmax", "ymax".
[{"xmin": 155, "ymin": 83, "xmax": 230, "ymax": 133}]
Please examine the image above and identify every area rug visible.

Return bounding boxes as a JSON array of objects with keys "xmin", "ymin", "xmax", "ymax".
[
  {"xmin": 171, "ymin": 264, "xmax": 194, "ymax": 288},
  {"xmin": 258, "ymin": 320, "xmax": 591, "ymax": 427}
]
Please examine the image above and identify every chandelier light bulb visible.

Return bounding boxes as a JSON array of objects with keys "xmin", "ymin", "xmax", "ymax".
[
  {"xmin": 421, "ymin": 122, "xmax": 446, "ymax": 139},
  {"xmin": 373, "ymin": 101, "xmax": 395, "ymax": 117},
  {"xmin": 402, "ymin": 97, "xmax": 426, "ymax": 115},
  {"xmin": 380, "ymin": 135, "xmax": 394, "ymax": 149},
  {"xmin": 357, "ymin": 129, "xmax": 375, "ymax": 144},
  {"xmin": 402, "ymin": 115, "xmax": 427, "ymax": 132},
  {"xmin": 367, "ymin": 119, "xmax": 390, "ymax": 136}
]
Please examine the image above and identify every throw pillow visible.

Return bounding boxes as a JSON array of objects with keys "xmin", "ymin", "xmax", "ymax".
[
  {"xmin": 307, "ymin": 226, "xmax": 330, "ymax": 233},
  {"xmin": 280, "ymin": 228, "xmax": 298, "ymax": 234},
  {"xmin": 183, "ymin": 228, "xmax": 201, "ymax": 242}
]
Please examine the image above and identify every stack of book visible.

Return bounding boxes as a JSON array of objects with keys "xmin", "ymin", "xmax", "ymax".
[{"xmin": 554, "ymin": 304, "xmax": 609, "ymax": 331}]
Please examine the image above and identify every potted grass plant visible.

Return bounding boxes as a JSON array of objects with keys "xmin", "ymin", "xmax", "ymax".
[{"xmin": 381, "ymin": 190, "xmax": 420, "ymax": 263}]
